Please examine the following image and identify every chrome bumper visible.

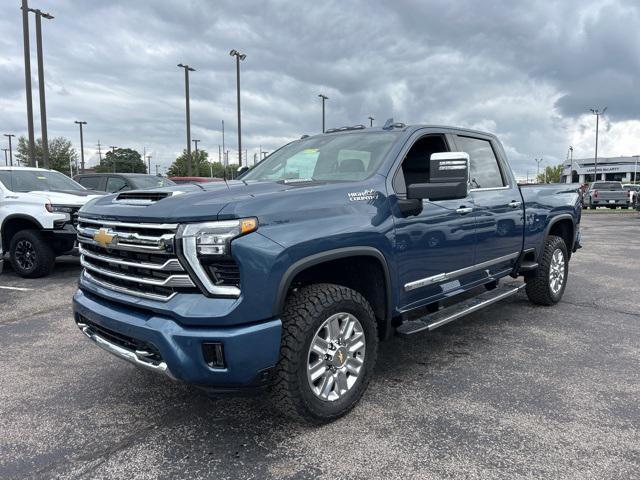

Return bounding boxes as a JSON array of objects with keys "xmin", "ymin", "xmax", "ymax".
[{"xmin": 76, "ymin": 321, "xmax": 172, "ymax": 377}]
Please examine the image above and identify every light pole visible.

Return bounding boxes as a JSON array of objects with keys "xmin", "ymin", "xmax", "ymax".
[
  {"xmin": 193, "ymin": 139, "xmax": 200, "ymax": 175},
  {"xmin": 4, "ymin": 134, "xmax": 15, "ymax": 166},
  {"xmin": 590, "ymin": 107, "xmax": 607, "ymax": 182},
  {"xmin": 634, "ymin": 155, "xmax": 639, "ymax": 184},
  {"xmin": 318, "ymin": 94, "xmax": 328, "ymax": 133},
  {"xmin": 2, "ymin": 149, "xmax": 8, "ymax": 166},
  {"xmin": 178, "ymin": 63, "xmax": 195, "ymax": 176},
  {"xmin": 21, "ymin": 0, "xmax": 36, "ymax": 166},
  {"xmin": 74, "ymin": 121, "xmax": 87, "ymax": 173},
  {"xmin": 568, "ymin": 146, "xmax": 574, "ymax": 183},
  {"xmin": 368, "ymin": 116, "xmax": 374, "ymax": 127},
  {"xmin": 535, "ymin": 158, "xmax": 543, "ymax": 183},
  {"xmin": 229, "ymin": 50, "xmax": 246, "ymax": 167},
  {"xmin": 146, "ymin": 155, "xmax": 151, "ymax": 174},
  {"xmin": 29, "ymin": 7, "xmax": 54, "ymax": 169}
]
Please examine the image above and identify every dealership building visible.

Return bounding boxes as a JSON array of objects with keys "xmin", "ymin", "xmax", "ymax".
[{"xmin": 561, "ymin": 155, "xmax": 640, "ymax": 183}]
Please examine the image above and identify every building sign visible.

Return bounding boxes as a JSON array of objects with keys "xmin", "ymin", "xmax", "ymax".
[{"xmin": 563, "ymin": 164, "xmax": 636, "ymax": 175}]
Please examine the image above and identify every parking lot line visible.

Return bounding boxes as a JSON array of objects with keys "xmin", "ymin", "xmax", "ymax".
[{"xmin": 0, "ymin": 285, "xmax": 33, "ymax": 292}]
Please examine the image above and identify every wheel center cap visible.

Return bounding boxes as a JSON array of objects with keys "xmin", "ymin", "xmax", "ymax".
[{"xmin": 331, "ymin": 347, "xmax": 348, "ymax": 367}]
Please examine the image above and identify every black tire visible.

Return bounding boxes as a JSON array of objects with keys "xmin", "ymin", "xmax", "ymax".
[
  {"xmin": 272, "ymin": 283, "xmax": 378, "ymax": 424},
  {"xmin": 589, "ymin": 205, "xmax": 596, "ymax": 210},
  {"xmin": 622, "ymin": 206, "xmax": 629, "ymax": 210},
  {"xmin": 9, "ymin": 229, "xmax": 55, "ymax": 278},
  {"xmin": 525, "ymin": 235, "xmax": 568, "ymax": 306}
]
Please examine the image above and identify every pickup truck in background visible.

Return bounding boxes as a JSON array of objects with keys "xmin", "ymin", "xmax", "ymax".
[
  {"xmin": 0, "ymin": 167, "xmax": 102, "ymax": 278},
  {"xmin": 73, "ymin": 123, "xmax": 581, "ymax": 423},
  {"xmin": 585, "ymin": 181, "xmax": 630, "ymax": 209}
]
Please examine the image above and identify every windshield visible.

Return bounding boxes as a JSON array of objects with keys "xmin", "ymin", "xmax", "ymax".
[
  {"xmin": 130, "ymin": 176, "xmax": 176, "ymax": 189},
  {"xmin": 242, "ymin": 131, "xmax": 400, "ymax": 182},
  {"xmin": 0, "ymin": 170, "xmax": 85, "ymax": 192}
]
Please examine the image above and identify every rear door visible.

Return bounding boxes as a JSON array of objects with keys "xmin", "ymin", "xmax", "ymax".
[{"xmin": 452, "ymin": 134, "xmax": 524, "ymax": 276}]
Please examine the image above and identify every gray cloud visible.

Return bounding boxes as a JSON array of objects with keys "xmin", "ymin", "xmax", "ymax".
[{"xmin": 1, "ymin": 0, "xmax": 639, "ymax": 175}]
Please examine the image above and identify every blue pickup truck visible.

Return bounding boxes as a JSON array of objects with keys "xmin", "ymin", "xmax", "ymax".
[{"xmin": 73, "ymin": 123, "xmax": 581, "ymax": 423}]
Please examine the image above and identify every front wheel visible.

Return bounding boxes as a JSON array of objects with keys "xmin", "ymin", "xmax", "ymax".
[
  {"xmin": 9, "ymin": 229, "xmax": 55, "ymax": 278},
  {"xmin": 272, "ymin": 283, "xmax": 378, "ymax": 424},
  {"xmin": 525, "ymin": 235, "xmax": 568, "ymax": 305}
]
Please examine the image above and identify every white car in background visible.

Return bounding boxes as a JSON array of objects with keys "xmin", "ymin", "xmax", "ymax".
[
  {"xmin": 0, "ymin": 167, "xmax": 102, "ymax": 278},
  {"xmin": 622, "ymin": 184, "xmax": 639, "ymax": 206}
]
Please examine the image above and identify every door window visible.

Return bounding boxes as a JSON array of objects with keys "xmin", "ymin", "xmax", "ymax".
[
  {"xmin": 393, "ymin": 135, "xmax": 449, "ymax": 195},
  {"xmin": 106, "ymin": 176, "xmax": 128, "ymax": 193},
  {"xmin": 455, "ymin": 136, "xmax": 505, "ymax": 189},
  {"xmin": 77, "ymin": 176, "xmax": 102, "ymax": 190}
]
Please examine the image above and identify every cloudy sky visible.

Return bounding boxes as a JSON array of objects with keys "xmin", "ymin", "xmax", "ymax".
[{"xmin": 1, "ymin": 0, "xmax": 639, "ymax": 177}]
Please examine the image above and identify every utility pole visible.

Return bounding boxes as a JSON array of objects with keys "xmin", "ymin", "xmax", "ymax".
[
  {"xmin": 74, "ymin": 121, "xmax": 87, "ymax": 173},
  {"xmin": 4, "ymin": 134, "xmax": 15, "ymax": 166},
  {"xmin": 146, "ymin": 155, "xmax": 151, "ymax": 174},
  {"xmin": 218, "ymin": 144, "xmax": 222, "ymax": 163},
  {"xmin": 30, "ymin": 7, "xmax": 54, "ymax": 169},
  {"xmin": 318, "ymin": 94, "xmax": 328, "ymax": 133},
  {"xmin": 2, "ymin": 149, "xmax": 8, "ymax": 166},
  {"xmin": 229, "ymin": 50, "xmax": 246, "ymax": 167},
  {"xmin": 368, "ymin": 116, "xmax": 374, "ymax": 127},
  {"xmin": 192, "ymin": 139, "xmax": 200, "ymax": 176},
  {"xmin": 97, "ymin": 140, "xmax": 102, "ymax": 162},
  {"xmin": 109, "ymin": 145, "xmax": 117, "ymax": 173},
  {"xmin": 590, "ymin": 107, "xmax": 607, "ymax": 182},
  {"xmin": 178, "ymin": 63, "xmax": 195, "ymax": 176},
  {"xmin": 633, "ymin": 155, "xmax": 639, "ymax": 184},
  {"xmin": 535, "ymin": 158, "xmax": 543, "ymax": 183},
  {"xmin": 221, "ymin": 119, "xmax": 225, "ymax": 159},
  {"xmin": 568, "ymin": 146, "xmax": 574, "ymax": 183},
  {"xmin": 21, "ymin": 0, "xmax": 36, "ymax": 167}
]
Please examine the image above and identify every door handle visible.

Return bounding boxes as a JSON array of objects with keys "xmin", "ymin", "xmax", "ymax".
[
  {"xmin": 508, "ymin": 201, "xmax": 522, "ymax": 208},
  {"xmin": 456, "ymin": 207, "xmax": 473, "ymax": 215}
]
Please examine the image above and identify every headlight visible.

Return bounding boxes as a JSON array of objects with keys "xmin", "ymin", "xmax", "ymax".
[
  {"xmin": 177, "ymin": 218, "xmax": 257, "ymax": 297},
  {"xmin": 45, "ymin": 203, "xmax": 75, "ymax": 213},
  {"xmin": 180, "ymin": 218, "xmax": 258, "ymax": 256}
]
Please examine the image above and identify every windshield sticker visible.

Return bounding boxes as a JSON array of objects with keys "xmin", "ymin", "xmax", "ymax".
[
  {"xmin": 348, "ymin": 189, "xmax": 378, "ymax": 201},
  {"xmin": 303, "ymin": 148, "xmax": 319, "ymax": 154}
]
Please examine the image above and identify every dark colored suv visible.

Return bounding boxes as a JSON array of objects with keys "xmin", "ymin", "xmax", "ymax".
[{"xmin": 74, "ymin": 173, "xmax": 175, "ymax": 193}]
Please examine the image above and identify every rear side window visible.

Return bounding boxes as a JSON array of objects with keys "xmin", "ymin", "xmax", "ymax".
[
  {"xmin": 77, "ymin": 176, "xmax": 102, "ymax": 190},
  {"xmin": 592, "ymin": 182, "xmax": 622, "ymax": 190},
  {"xmin": 455, "ymin": 136, "xmax": 505, "ymax": 189}
]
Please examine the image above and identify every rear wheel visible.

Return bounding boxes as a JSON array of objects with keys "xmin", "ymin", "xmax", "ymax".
[
  {"xmin": 9, "ymin": 229, "xmax": 55, "ymax": 278},
  {"xmin": 525, "ymin": 235, "xmax": 568, "ymax": 306},
  {"xmin": 272, "ymin": 283, "xmax": 378, "ymax": 424}
]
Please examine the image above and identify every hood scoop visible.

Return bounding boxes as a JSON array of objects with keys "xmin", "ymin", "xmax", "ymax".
[{"xmin": 114, "ymin": 190, "xmax": 181, "ymax": 205}]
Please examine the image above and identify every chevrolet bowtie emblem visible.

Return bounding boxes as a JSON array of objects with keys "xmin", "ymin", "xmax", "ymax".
[{"xmin": 93, "ymin": 228, "xmax": 116, "ymax": 248}]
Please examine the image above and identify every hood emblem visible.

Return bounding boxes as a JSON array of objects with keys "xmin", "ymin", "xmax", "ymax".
[{"xmin": 93, "ymin": 228, "xmax": 116, "ymax": 248}]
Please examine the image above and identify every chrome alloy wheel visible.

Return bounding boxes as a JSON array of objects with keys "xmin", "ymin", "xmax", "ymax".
[
  {"xmin": 15, "ymin": 240, "xmax": 36, "ymax": 271},
  {"xmin": 549, "ymin": 248, "xmax": 565, "ymax": 295},
  {"xmin": 306, "ymin": 312, "xmax": 366, "ymax": 402}
]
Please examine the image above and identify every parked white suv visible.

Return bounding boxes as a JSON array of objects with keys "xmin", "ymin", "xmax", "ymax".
[{"xmin": 0, "ymin": 167, "xmax": 102, "ymax": 278}]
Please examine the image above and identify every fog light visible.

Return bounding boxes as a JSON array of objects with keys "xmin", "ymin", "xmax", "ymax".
[{"xmin": 202, "ymin": 342, "xmax": 225, "ymax": 369}]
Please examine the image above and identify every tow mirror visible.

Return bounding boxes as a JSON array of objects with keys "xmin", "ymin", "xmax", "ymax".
[
  {"xmin": 407, "ymin": 152, "xmax": 469, "ymax": 201},
  {"xmin": 236, "ymin": 166, "xmax": 249, "ymax": 177}
]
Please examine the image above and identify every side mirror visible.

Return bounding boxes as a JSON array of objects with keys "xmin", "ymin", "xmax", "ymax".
[
  {"xmin": 236, "ymin": 166, "xmax": 249, "ymax": 177},
  {"xmin": 407, "ymin": 152, "xmax": 469, "ymax": 201}
]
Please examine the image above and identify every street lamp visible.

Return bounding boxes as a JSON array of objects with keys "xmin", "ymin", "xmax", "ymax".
[
  {"xmin": 229, "ymin": 50, "xmax": 246, "ymax": 167},
  {"xmin": 20, "ymin": 0, "xmax": 36, "ymax": 166},
  {"xmin": 28, "ymin": 7, "xmax": 54, "ymax": 169},
  {"xmin": 368, "ymin": 116, "xmax": 374, "ymax": 128},
  {"xmin": 192, "ymin": 139, "xmax": 200, "ymax": 175},
  {"xmin": 74, "ymin": 121, "xmax": 87, "ymax": 173},
  {"xmin": 590, "ymin": 107, "xmax": 607, "ymax": 182},
  {"xmin": 568, "ymin": 146, "xmax": 574, "ymax": 183},
  {"xmin": 178, "ymin": 63, "xmax": 196, "ymax": 176},
  {"xmin": 318, "ymin": 94, "xmax": 328, "ymax": 133},
  {"xmin": 3, "ymin": 134, "xmax": 15, "ymax": 166}
]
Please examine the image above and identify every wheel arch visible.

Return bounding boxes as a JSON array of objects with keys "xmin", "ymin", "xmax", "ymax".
[
  {"xmin": 540, "ymin": 214, "xmax": 574, "ymax": 261},
  {"xmin": 1, "ymin": 215, "xmax": 44, "ymax": 251},
  {"xmin": 275, "ymin": 247, "xmax": 393, "ymax": 339}
]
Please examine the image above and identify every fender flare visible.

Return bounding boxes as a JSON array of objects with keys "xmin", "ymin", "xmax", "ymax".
[
  {"xmin": 537, "ymin": 213, "xmax": 574, "ymax": 260},
  {"xmin": 274, "ymin": 246, "xmax": 393, "ymax": 323},
  {"xmin": 1, "ymin": 214, "xmax": 44, "ymax": 249}
]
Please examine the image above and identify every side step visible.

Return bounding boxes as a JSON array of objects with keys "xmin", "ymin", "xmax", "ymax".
[{"xmin": 396, "ymin": 282, "xmax": 526, "ymax": 336}]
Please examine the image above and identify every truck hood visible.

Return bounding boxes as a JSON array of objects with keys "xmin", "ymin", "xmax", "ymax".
[
  {"xmin": 22, "ymin": 189, "xmax": 103, "ymax": 206},
  {"xmin": 78, "ymin": 180, "xmax": 328, "ymax": 223}
]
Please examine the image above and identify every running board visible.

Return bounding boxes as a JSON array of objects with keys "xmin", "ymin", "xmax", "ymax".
[{"xmin": 396, "ymin": 282, "xmax": 526, "ymax": 336}]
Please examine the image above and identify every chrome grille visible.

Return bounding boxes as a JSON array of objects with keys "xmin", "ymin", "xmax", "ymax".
[{"xmin": 77, "ymin": 217, "xmax": 196, "ymax": 301}]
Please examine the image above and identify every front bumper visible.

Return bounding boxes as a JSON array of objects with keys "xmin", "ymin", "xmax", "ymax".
[{"xmin": 73, "ymin": 289, "xmax": 282, "ymax": 389}]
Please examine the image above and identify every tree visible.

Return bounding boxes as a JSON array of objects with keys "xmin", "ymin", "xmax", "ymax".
[
  {"xmin": 537, "ymin": 164, "xmax": 563, "ymax": 184},
  {"xmin": 167, "ymin": 149, "xmax": 239, "ymax": 178},
  {"xmin": 15, "ymin": 136, "xmax": 78, "ymax": 174},
  {"xmin": 95, "ymin": 148, "xmax": 146, "ymax": 173}
]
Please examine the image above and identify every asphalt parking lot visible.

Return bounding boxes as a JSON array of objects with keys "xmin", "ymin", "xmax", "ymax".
[{"xmin": 1, "ymin": 213, "xmax": 638, "ymax": 480}]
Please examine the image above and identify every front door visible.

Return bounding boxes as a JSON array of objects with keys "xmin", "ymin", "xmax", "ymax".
[
  {"xmin": 389, "ymin": 132, "xmax": 477, "ymax": 310},
  {"xmin": 453, "ymin": 134, "xmax": 524, "ymax": 276}
]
